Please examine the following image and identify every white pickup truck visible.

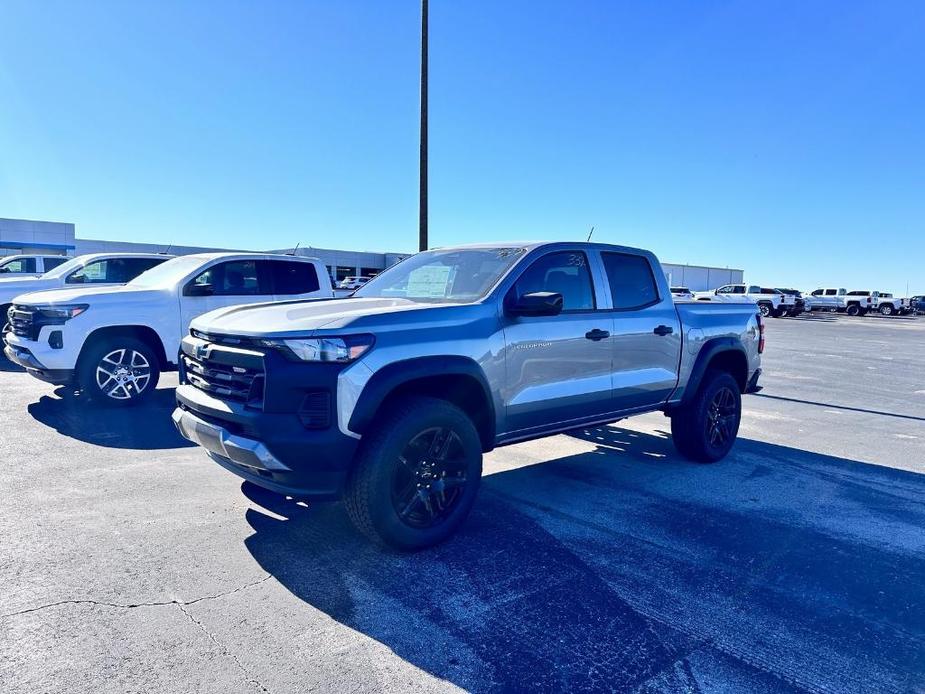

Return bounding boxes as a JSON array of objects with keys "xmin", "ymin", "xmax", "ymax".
[
  {"xmin": 842, "ymin": 290, "xmax": 877, "ymax": 316},
  {"xmin": 1, "ymin": 253, "xmax": 172, "ymax": 327},
  {"xmin": 4, "ymin": 253, "xmax": 334, "ymax": 404},
  {"xmin": 808, "ymin": 288, "xmax": 846, "ymax": 312},
  {"xmin": 694, "ymin": 284, "xmax": 795, "ymax": 318},
  {"xmin": 872, "ymin": 293, "xmax": 909, "ymax": 316},
  {"xmin": 0, "ymin": 254, "xmax": 71, "ymax": 277}
]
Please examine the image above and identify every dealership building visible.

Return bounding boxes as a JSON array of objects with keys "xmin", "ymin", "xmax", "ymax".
[{"xmin": 0, "ymin": 217, "xmax": 743, "ymax": 290}]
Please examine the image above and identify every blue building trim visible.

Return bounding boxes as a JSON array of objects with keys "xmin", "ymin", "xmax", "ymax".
[{"xmin": 0, "ymin": 241, "xmax": 75, "ymax": 250}]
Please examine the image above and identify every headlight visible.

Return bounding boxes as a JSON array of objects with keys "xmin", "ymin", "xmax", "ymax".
[
  {"xmin": 264, "ymin": 334, "xmax": 374, "ymax": 363},
  {"xmin": 35, "ymin": 304, "xmax": 89, "ymax": 320}
]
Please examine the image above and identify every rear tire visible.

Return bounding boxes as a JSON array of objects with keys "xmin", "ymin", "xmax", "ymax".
[
  {"xmin": 671, "ymin": 370, "xmax": 742, "ymax": 463},
  {"xmin": 77, "ymin": 337, "xmax": 160, "ymax": 406},
  {"xmin": 345, "ymin": 396, "xmax": 483, "ymax": 550},
  {"xmin": 846, "ymin": 304, "xmax": 860, "ymax": 316},
  {"xmin": 758, "ymin": 303, "xmax": 772, "ymax": 318}
]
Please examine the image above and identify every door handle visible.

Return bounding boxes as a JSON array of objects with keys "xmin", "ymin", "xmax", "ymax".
[
  {"xmin": 585, "ymin": 328, "xmax": 610, "ymax": 341},
  {"xmin": 653, "ymin": 325, "xmax": 674, "ymax": 336}
]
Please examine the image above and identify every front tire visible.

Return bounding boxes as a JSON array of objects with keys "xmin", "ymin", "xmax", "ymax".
[
  {"xmin": 345, "ymin": 396, "xmax": 483, "ymax": 550},
  {"xmin": 846, "ymin": 304, "xmax": 860, "ymax": 316},
  {"xmin": 77, "ymin": 337, "xmax": 160, "ymax": 405},
  {"xmin": 758, "ymin": 303, "xmax": 772, "ymax": 318},
  {"xmin": 671, "ymin": 370, "xmax": 742, "ymax": 463},
  {"xmin": 879, "ymin": 304, "xmax": 894, "ymax": 316}
]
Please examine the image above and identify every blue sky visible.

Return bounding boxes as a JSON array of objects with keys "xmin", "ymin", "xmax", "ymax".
[{"xmin": 1, "ymin": 1, "xmax": 922, "ymax": 293}]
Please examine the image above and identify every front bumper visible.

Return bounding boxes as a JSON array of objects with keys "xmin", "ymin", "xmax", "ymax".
[
  {"xmin": 175, "ymin": 382, "xmax": 359, "ymax": 500},
  {"xmin": 3, "ymin": 340, "xmax": 74, "ymax": 384}
]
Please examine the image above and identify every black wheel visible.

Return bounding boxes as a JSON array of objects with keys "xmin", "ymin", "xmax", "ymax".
[
  {"xmin": 758, "ymin": 303, "xmax": 772, "ymax": 318},
  {"xmin": 879, "ymin": 304, "xmax": 893, "ymax": 316},
  {"xmin": 345, "ymin": 396, "xmax": 483, "ymax": 550},
  {"xmin": 846, "ymin": 304, "xmax": 860, "ymax": 316},
  {"xmin": 671, "ymin": 370, "xmax": 742, "ymax": 463},
  {"xmin": 77, "ymin": 337, "xmax": 160, "ymax": 405}
]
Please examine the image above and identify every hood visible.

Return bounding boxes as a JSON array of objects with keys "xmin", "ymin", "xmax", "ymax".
[
  {"xmin": 192, "ymin": 297, "xmax": 479, "ymax": 337},
  {"xmin": 13, "ymin": 284, "xmax": 161, "ymax": 306},
  {"xmin": 0, "ymin": 277, "xmax": 60, "ymax": 301}
]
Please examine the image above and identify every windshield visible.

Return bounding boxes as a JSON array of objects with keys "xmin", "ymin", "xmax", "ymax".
[
  {"xmin": 353, "ymin": 247, "xmax": 526, "ymax": 303},
  {"xmin": 40, "ymin": 256, "xmax": 86, "ymax": 279},
  {"xmin": 127, "ymin": 255, "xmax": 206, "ymax": 287}
]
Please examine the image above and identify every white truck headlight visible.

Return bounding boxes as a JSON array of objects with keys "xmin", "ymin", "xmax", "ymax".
[
  {"xmin": 35, "ymin": 304, "xmax": 89, "ymax": 321},
  {"xmin": 265, "ymin": 335, "xmax": 374, "ymax": 363}
]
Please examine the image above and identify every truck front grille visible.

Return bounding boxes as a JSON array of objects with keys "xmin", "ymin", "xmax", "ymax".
[
  {"xmin": 9, "ymin": 306, "xmax": 38, "ymax": 340},
  {"xmin": 181, "ymin": 342, "xmax": 266, "ymax": 408}
]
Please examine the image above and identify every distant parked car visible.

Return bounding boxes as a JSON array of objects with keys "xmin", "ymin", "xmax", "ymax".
[
  {"xmin": 337, "ymin": 276, "xmax": 372, "ymax": 290},
  {"xmin": 670, "ymin": 286, "xmax": 693, "ymax": 300},
  {"xmin": 873, "ymin": 292, "xmax": 906, "ymax": 316},
  {"xmin": 0, "ymin": 254, "xmax": 70, "ymax": 277},
  {"xmin": 910, "ymin": 296, "xmax": 925, "ymax": 315}
]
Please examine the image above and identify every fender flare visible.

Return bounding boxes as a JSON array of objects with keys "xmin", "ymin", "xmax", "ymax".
[
  {"xmin": 348, "ymin": 355, "xmax": 496, "ymax": 445},
  {"xmin": 681, "ymin": 337, "xmax": 749, "ymax": 405}
]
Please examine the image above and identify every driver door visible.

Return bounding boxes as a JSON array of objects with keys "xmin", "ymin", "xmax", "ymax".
[
  {"xmin": 179, "ymin": 259, "xmax": 273, "ymax": 339},
  {"xmin": 501, "ymin": 250, "xmax": 614, "ymax": 436}
]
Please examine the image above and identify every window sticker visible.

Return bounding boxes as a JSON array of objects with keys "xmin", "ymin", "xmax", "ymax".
[{"xmin": 406, "ymin": 265, "xmax": 452, "ymax": 298}]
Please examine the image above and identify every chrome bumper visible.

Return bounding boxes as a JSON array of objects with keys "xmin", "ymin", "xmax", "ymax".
[{"xmin": 172, "ymin": 407, "xmax": 291, "ymax": 472}]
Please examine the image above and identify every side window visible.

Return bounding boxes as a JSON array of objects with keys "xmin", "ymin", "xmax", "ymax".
[
  {"xmin": 811, "ymin": 290, "xmax": 822, "ymax": 296},
  {"xmin": 747, "ymin": 285, "xmax": 761, "ymax": 294},
  {"xmin": 512, "ymin": 251, "xmax": 595, "ymax": 311},
  {"xmin": 66, "ymin": 259, "xmax": 113, "ymax": 284},
  {"xmin": 188, "ymin": 260, "xmax": 267, "ymax": 296},
  {"xmin": 43, "ymin": 257, "xmax": 68, "ymax": 271},
  {"xmin": 825, "ymin": 289, "xmax": 836, "ymax": 296},
  {"xmin": 0, "ymin": 257, "xmax": 37, "ymax": 273},
  {"xmin": 121, "ymin": 257, "xmax": 168, "ymax": 281},
  {"xmin": 271, "ymin": 260, "xmax": 320, "ymax": 295},
  {"xmin": 601, "ymin": 252, "xmax": 660, "ymax": 310},
  {"xmin": 716, "ymin": 285, "xmax": 732, "ymax": 294}
]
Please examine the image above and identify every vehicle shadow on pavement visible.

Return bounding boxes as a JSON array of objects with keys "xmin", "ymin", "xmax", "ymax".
[
  {"xmin": 26, "ymin": 386, "xmax": 194, "ymax": 450},
  {"xmin": 240, "ymin": 426, "xmax": 925, "ymax": 693},
  {"xmin": 0, "ymin": 356, "xmax": 25, "ymax": 372}
]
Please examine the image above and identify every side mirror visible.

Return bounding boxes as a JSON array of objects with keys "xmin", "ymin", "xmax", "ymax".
[
  {"xmin": 185, "ymin": 283, "xmax": 214, "ymax": 297},
  {"xmin": 66, "ymin": 273, "xmax": 86, "ymax": 284},
  {"xmin": 508, "ymin": 291, "xmax": 563, "ymax": 317},
  {"xmin": 0, "ymin": 267, "xmax": 9, "ymax": 273}
]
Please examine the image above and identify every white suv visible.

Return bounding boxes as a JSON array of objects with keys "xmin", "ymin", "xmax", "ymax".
[{"xmin": 4, "ymin": 253, "xmax": 334, "ymax": 404}]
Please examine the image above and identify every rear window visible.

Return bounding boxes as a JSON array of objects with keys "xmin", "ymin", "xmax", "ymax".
[
  {"xmin": 271, "ymin": 260, "xmax": 321, "ymax": 295},
  {"xmin": 42, "ymin": 256, "xmax": 69, "ymax": 271},
  {"xmin": 601, "ymin": 252, "xmax": 660, "ymax": 309}
]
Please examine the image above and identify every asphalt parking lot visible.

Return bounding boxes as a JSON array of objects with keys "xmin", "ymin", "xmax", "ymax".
[{"xmin": 1, "ymin": 314, "xmax": 923, "ymax": 693}]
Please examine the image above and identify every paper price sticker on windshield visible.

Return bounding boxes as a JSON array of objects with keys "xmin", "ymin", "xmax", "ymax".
[{"xmin": 407, "ymin": 265, "xmax": 452, "ymax": 298}]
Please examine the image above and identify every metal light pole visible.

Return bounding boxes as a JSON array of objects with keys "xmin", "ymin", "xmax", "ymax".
[{"xmin": 418, "ymin": 0, "xmax": 428, "ymax": 252}]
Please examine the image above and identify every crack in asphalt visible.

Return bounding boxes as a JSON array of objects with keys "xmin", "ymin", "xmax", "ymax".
[
  {"xmin": 0, "ymin": 574, "xmax": 273, "ymax": 619},
  {"xmin": 177, "ymin": 603, "xmax": 272, "ymax": 694}
]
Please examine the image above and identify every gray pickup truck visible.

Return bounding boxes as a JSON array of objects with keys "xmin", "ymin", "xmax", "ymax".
[{"xmin": 173, "ymin": 242, "xmax": 763, "ymax": 549}]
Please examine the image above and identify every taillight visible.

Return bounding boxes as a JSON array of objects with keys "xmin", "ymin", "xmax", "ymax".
[{"xmin": 757, "ymin": 313, "xmax": 766, "ymax": 354}]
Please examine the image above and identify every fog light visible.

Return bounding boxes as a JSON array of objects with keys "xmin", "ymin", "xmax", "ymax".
[{"xmin": 48, "ymin": 330, "xmax": 63, "ymax": 349}]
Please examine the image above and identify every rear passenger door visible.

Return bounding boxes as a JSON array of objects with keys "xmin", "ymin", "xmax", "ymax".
[
  {"xmin": 501, "ymin": 250, "xmax": 614, "ymax": 434},
  {"xmin": 268, "ymin": 260, "xmax": 324, "ymax": 300},
  {"xmin": 600, "ymin": 251, "xmax": 682, "ymax": 410}
]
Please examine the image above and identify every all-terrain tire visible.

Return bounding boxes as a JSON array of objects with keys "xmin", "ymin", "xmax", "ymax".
[
  {"xmin": 344, "ymin": 396, "xmax": 483, "ymax": 550},
  {"xmin": 77, "ymin": 337, "xmax": 160, "ymax": 406},
  {"xmin": 671, "ymin": 369, "xmax": 742, "ymax": 463}
]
